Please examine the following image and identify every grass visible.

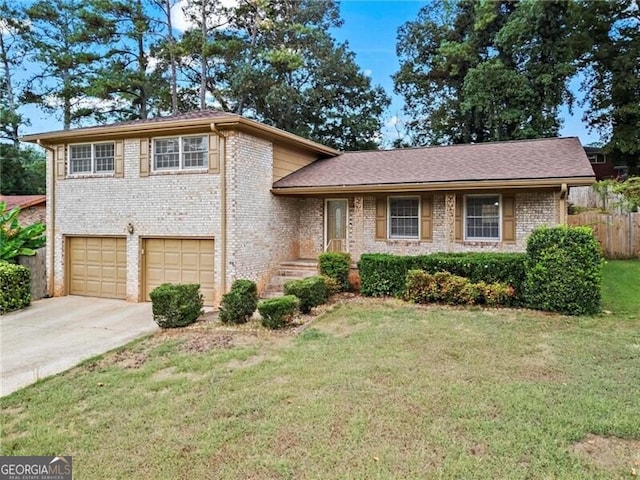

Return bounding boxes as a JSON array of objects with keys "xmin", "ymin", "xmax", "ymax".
[
  {"xmin": 1, "ymin": 263, "xmax": 639, "ymax": 479},
  {"xmin": 602, "ymin": 259, "xmax": 640, "ymax": 316}
]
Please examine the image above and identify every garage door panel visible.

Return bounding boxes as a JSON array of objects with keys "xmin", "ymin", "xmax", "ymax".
[
  {"xmin": 68, "ymin": 237, "xmax": 126, "ymax": 299},
  {"xmin": 144, "ymin": 238, "xmax": 214, "ymax": 306}
]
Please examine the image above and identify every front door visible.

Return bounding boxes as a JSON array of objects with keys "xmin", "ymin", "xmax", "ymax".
[{"xmin": 325, "ymin": 199, "xmax": 348, "ymax": 252}]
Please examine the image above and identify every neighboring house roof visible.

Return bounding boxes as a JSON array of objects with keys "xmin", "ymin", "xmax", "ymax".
[
  {"xmin": 272, "ymin": 137, "xmax": 595, "ymax": 194},
  {"xmin": 0, "ymin": 195, "xmax": 46, "ymax": 210},
  {"xmin": 20, "ymin": 110, "xmax": 339, "ymax": 157}
]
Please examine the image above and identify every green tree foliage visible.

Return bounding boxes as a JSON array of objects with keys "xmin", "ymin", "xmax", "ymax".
[
  {"xmin": 176, "ymin": 0, "xmax": 390, "ymax": 150},
  {"xmin": 0, "ymin": 144, "xmax": 46, "ymax": 195},
  {"xmin": 579, "ymin": 0, "xmax": 640, "ymax": 174},
  {"xmin": 88, "ymin": 0, "xmax": 169, "ymax": 121},
  {"xmin": 394, "ymin": 0, "xmax": 579, "ymax": 145},
  {"xmin": 0, "ymin": 201, "xmax": 46, "ymax": 262},
  {"xmin": 22, "ymin": 0, "xmax": 112, "ymax": 129}
]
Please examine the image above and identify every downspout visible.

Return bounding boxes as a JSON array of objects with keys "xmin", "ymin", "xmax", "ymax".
[
  {"xmin": 37, "ymin": 139, "xmax": 56, "ymax": 297},
  {"xmin": 210, "ymin": 123, "xmax": 227, "ymax": 299},
  {"xmin": 559, "ymin": 183, "xmax": 568, "ymax": 225}
]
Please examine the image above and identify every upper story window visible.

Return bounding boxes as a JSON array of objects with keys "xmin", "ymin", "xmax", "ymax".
[
  {"xmin": 153, "ymin": 135, "xmax": 208, "ymax": 171},
  {"xmin": 69, "ymin": 143, "xmax": 115, "ymax": 175},
  {"xmin": 587, "ymin": 153, "xmax": 606, "ymax": 164},
  {"xmin": 389, "ymin": 196, "xmax": 419, "ymax": 239},
  {"xmin": 465, "ymin": 195, "xmax": 501, "ymax": 241}
]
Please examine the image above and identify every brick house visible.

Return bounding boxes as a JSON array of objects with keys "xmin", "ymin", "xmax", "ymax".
[
  {"xmin": 22, "ymin": 111, "xmax": 595, "ymax": 306},
  {"xmin": 0, "ymin": 195, "xmax": 46, "ymax": 225}
]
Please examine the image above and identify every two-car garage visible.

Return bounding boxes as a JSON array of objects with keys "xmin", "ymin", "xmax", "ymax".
[{"xmin": 67, "ymin": 237, "xmax": 215, "ymax": 305}]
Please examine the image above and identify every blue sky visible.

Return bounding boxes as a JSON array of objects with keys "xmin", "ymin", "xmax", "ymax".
[
  {"xmin": 332, "ymin": 0, "xmax": 599, "ymax": 146},
  {"xmin": 20, "ymin": 0, "xmax": 599, "ymax": 147}
]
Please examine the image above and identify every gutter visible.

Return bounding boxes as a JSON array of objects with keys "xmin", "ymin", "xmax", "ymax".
[
  {"xmin": 271, "ymin": 177, "xmax": 596, "ymax": 196},
  {"xmin": 36, "ymin": 139, "xmax": 56, "ymax": 297}
]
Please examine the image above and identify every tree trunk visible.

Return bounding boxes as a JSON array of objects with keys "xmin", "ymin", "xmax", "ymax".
[
  {"xmin": 199, "ymin": 1, "xmax": 207, "ymax": 110},
  {"xmin": 165, "ymin": 0, "xmax": 178, "ymax": 114},
  {"xmin": 0, "ymin": 32, "xmax": 19, "ymax": 146}
]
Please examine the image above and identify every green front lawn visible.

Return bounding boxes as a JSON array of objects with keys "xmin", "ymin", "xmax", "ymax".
[
  {"xmin": 602, "ymin": 259, "xmax": 640, "ymax": 316},
  {"xmin": 1, "ymin": 263, "xmax": 639, "ymax": 479}
]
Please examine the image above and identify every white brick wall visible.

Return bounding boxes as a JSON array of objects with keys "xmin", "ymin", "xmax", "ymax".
[
  {"xmin": 226, "ymin": 132, "xmax": 301, "ymax": 290},
  {"xmin": 49, "ymin": 139, "xmax": 222, "ymax": 301}
]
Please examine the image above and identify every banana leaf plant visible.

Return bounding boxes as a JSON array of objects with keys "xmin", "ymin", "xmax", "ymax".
[{"xmin": 0, "ymin": 201, "xmax": 46, "ymax": 263}]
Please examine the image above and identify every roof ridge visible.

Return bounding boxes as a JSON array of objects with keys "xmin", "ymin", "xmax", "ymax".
[{"xmin": 341, "ymin": 136, "xmax": 578, "ymax": 155}]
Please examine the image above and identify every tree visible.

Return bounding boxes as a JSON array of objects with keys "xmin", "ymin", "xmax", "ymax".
[
  {"xmin": 180, "ymin": 0, "xmax": 228, "ymax": 110},
  {"xmin": 0, "ymin": 144, "xmax": 46, "ymax": 195},
  {"xmin": 0, "ymin": 1, "xmax": 30, "ymax": 145},
  {"xmin": 152, "ymin": 0, "xmax": 181, "ymax": 114},
  {"xmin": 22, "ymin": 0, "xmax": 111, "ymax": 129},
  {"xmin": 89, "ymin": 0, "xmax": 169, "ymax": 121},
  {"xmin": 192, "ymin": 0, "xmax": 389, "ymax": 150},
  {"xmin": 579, "ymin": 0, "xmax": 640, "ymax": 174},
  {"xmin": 394, "ymin": 0, "xmax": 579, "ymax": 145}
]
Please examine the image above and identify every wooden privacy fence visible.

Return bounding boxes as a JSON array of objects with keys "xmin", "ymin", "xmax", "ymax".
[{"xmin": 568, "ymin": 212, "xmax": 640, "ymax": 259}]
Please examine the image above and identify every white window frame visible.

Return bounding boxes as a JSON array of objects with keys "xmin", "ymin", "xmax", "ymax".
[
  {"xmin": 68, "ymin": 142, "xmax": 115, "ymax": 176},
  {"xmin": 388, "ymin": 196, "xmax": 420, "ymax": 240},
  {"xmin": 587, "ymin": 153, "xmax": 606, "ymax": 164},
  {"xmin": 464, "ymin": 194, "xmax": 502, "ymax": 242},
  {"xmin": 152, "ymin": 135, "xmax": 208, "ymax": 172}
]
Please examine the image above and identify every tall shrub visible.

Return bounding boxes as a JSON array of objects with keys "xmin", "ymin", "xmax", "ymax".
[
  {"xmin": 0, "ymin": 261, "xmax": 31, "ymax": 313},
  {"xmin": 525, "ymin": 226, "xmax": 603, "ymax": 315},
  {"xmin": 318, "ymin": 252, "xmax": 351, "ymax": 291}
]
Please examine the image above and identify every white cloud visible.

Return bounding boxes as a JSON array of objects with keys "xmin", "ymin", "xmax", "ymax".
[
  {"xmin": 363, "ymin": 69, "xmax": 373, "ymax": 77},
  {"xmin": 171, "ymin": 0, "xmax": 239, "ymax": 33}
]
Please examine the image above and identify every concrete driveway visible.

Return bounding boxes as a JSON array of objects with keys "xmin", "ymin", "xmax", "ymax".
[{"xmin": 1, "ymin": 296, "xmax": 158, "ymax": 397}]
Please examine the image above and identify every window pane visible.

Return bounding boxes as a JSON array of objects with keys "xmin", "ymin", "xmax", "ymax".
[
  {"xmin": 389, "ymin": 198, "xmax": 419, "ymax": 238},
  {"xmin": 94, "ymin": 143, "xmax": 115, "ymax": 172},
  {"xmin": 466, "ymin": 196, "xmax": 500, "ymax": 240},
  {"xmin": 69, "ymin": 144, "xmax": 92, "ymax": 174},
  {"xmin": 154, "ymin": 138, "xmax": 180, "ymax": 169},
  {"xmin": 182, "ymin": 136, "xmax": 207, "ymax": 168}
]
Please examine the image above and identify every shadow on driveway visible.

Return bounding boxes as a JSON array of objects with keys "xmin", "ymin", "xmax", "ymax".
[{"xmin": 1, "ymin": 296, "xmax": 158, "ymax": 397}]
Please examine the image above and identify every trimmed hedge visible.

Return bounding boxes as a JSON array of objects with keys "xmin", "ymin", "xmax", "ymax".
[
  {"xmin": 525, "ymin": 226, "xmax": 603, "ymax": 315},
  {"xmin": 318, "ymin": 252, "xmax": 351, "ymax": 291},
  {"xmin": 150, "ymin": 283, "xmax": 203, "ymax": 328},
  {"xmin": 258, "ymin": 295, "xmax": 299, "ymax": 329},
  {"xmin": 0, "ymin": 261, "xmax": 31, "ymax": 314},
  {"xmin": 405, "ymin": 270, "xmax": 515, "ymax": 306},
  {"xmin": 219, "ymin": 279, "xmax": 258, "ymax": 324},
  {"xmin": 284, "ymin": 275, "xmax": 328, "ymax": 314},
  {"xmin": 358, "ymin": 252, "xmax": 526, "ymax": 303}
]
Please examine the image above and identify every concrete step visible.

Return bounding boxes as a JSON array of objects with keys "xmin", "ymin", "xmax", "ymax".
[
  {"xmin": 277, "ymin": 268, "xmax": 318, "ymax": 278},
  {"xmin": 260, "ymin": 259, "xmax": 320, "ymax": 299}
]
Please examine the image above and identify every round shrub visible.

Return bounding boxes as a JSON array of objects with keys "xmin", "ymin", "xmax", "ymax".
[
  {"xmin": 219, "ymin": 279, "xmax": 258, "ymax": 324},
  {"xmin": 258, "ymin": 295, "xmax": 299, "ymax": 329},
  {"xmin": 150, "ymin": 283, "xmax": 203, "ymax": 328},
  {"xmin": 284, "ymin": 276, "xmax": 328, "ymax": 314},
  {"xmin": 525, "ymin": 226, "xmax": 603, "ymax": 315}
]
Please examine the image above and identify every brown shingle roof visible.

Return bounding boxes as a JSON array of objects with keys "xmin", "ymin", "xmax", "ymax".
[
  {"xmin": 273, "ymin": 137, "xmax": 594, "ymax": 190},
  {"xmin": 0, "ymin": 195, "xmax": 46, "ymax": 210}
]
